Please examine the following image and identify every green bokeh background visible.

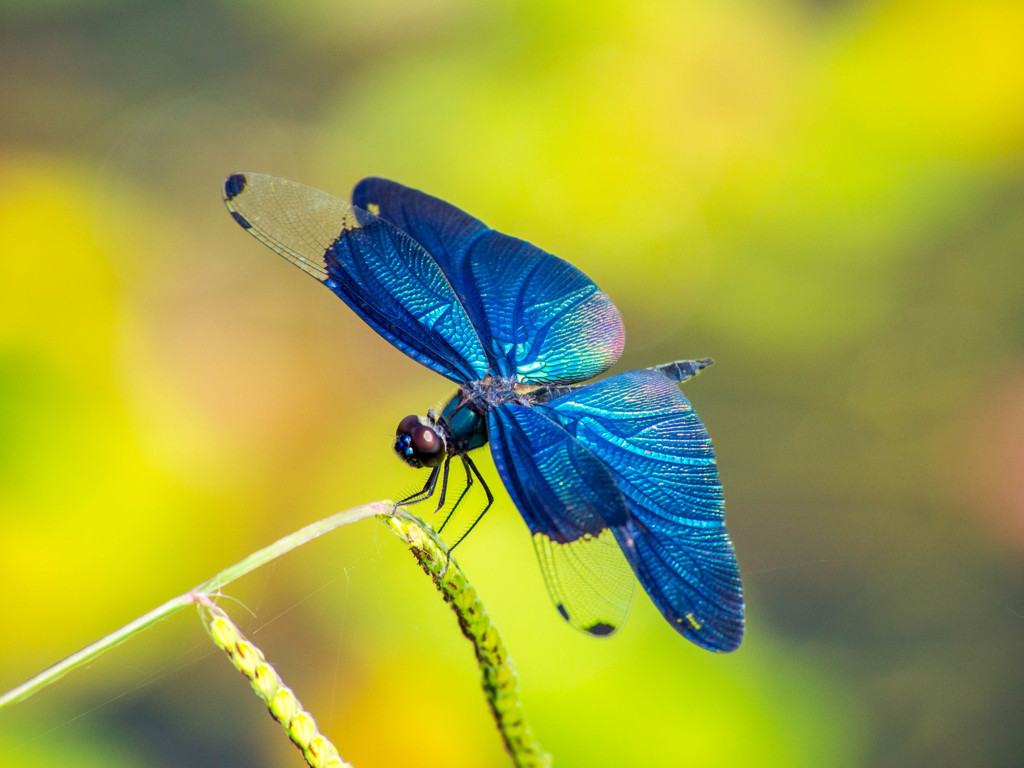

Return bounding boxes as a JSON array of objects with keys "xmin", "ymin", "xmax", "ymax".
[{"xmin": 2, "ymin": 1, "xmax": 1022, "ymax": 766}]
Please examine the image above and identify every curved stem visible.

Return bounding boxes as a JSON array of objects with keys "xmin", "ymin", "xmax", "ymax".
[{"xmin": 0, "ymin": 501, "xmax": 389, "ymax": 710}]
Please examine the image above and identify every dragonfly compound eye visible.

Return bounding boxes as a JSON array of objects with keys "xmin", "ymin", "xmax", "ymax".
[
  {"xmin": 394, "ymin": 415, "xmax": 445, "ymax": 468},
  {"xmin": 396, "ymin": 414, "xmax": 421, "ymax": 436},
  {"xmin": 409, "ymin": 424, "xmax": 444, "ymax": 467}
]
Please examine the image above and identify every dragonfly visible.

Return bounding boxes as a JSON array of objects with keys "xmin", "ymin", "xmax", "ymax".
[{"xmin": 224, "ymin": 173, "xmax": 744, "ymax": 652}]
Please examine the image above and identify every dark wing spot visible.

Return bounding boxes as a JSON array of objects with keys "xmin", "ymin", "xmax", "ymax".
[
  {"xmin": 556, "ymin": 603, "xmax": 569, "ymax": 621},
  {"xmin": 229, "ymin": 210, "xmax": 252, "ymax": 229},
  {"xmin": 224, "ymin": 173, "xmax": 247, "ymax": 200},
  {"xmin": 585, "ymin": 622, "xmax": 616, "ymax": 637}
]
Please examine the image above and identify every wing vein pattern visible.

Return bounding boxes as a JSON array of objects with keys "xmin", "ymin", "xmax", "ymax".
[
  {"xmin": 546, "ymin": 368, "xmax": 743, "ymax": 651},
  {"xmin": 487, "ymin": 403, "xmax": 635, "ymax": 636},
  {"xmin": 354, "ymin": 178, "xmax": 625, "ymax": 384},
  {"xmin": 224, "ymin": 173, "xmax": 488, "ymax": 382}
]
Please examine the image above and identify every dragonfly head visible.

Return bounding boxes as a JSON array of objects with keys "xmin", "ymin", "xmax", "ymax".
[{"xmin": 394, "ymin": 414, "xmax": 446, "ymax": 468}]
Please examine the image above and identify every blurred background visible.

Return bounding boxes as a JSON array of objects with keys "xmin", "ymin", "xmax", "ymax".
[{"xmin": 1, "ymin": 0, "xmax": 1022, "ymax": 765}]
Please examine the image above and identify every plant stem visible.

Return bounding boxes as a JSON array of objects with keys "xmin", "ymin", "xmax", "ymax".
[
  {"xmin": 387, "ymin": 509, "xmax": 551, "ymax": 768},
  {"xmin": 0, "ymin": 501, "xmax": 389, "ymax": 710},
  {"xmin": 1, "ymin": 500, "xmax": 550, "ymax": 767},
  {"xmin": 199, "ymin": 597, "xmax": 352, "ymax": 768}
]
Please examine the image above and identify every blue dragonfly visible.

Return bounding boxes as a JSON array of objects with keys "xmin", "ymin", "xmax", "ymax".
[{"xmin": 224, "ymin": 173, "xmax": 743, "ymax": 652}]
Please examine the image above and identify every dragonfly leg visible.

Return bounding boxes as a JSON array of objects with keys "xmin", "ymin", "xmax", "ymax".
[
  {"xmin": 397, "ymin": 464, "xmax": 440, "ymax": 507},
  {"xmin": 437, "ymin": 458, "xmax": 474, "ymax": 534},
  {"xmin": 441, "ymin": 456, "xmax": 494, "ymax": 575},
  {"xmin": 433, "ymin": 456, "xmax": 452, "ymax": 513}
]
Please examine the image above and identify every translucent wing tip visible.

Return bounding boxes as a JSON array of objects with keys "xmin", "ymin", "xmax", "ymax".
[
  {"xmin": 556, "ymin": 602, "xmax": 621, "ymax": 637},
  {"xmin": 529, "ymin": 527, "xmax": 635, "ymax": 641},
  {"xmin": 220, "ymin": 172, "xmax": 355, "ymax": 282}
]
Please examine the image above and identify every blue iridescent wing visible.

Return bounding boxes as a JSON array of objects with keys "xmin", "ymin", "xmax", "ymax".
[
  {"xmin": 487, "ymin": 404, "xmax": 636, "ymax": 635},
  {"xmin": 224, "ymin": 173, "xmax": 489, "ymax": 383},
  {"xmin": 353, "ymin": 178, "xmax": 625, "ymax": 384},
  {"xmin": 548, "ymin": 367, "xmax": 743, "ymax": 651}
]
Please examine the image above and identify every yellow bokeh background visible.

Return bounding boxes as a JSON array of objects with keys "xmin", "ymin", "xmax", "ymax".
[{"xmin": 1, "ymin": 1, "xmax": 1022, "ymax": 766}]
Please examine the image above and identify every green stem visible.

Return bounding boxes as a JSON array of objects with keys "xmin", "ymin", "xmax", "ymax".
[
  {"xmin": 0, "ymin": 501, "xmax": 389, "ymax": 710},
  {"xmin": 387, "ymin": 509, "xmax": 551, "ymax": 768},
  {"xmin": 2, "ymin": 500, "xmax": 550, "ymax": 767},
  {"xmin": 199, "ymin": 597, "xmax": 352, "ymax": 768}
]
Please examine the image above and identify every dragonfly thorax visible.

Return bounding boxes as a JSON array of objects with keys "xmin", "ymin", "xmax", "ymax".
[
  {"xmin": 460, "ymin": 375, "xmax": 539, "ymax": 411},
  {"xmin": 431, "ymin": 375, "xmax": 539, "ymax": 459}
]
